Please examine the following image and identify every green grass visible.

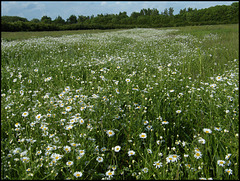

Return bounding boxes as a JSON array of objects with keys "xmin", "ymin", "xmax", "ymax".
[
  {"xmin": 1, "ymin": 29, "xmax": 124, "ymax": 41},
  {"xmin": 1, "ymin": 24, "xmax": 239, "ymax": 180}
]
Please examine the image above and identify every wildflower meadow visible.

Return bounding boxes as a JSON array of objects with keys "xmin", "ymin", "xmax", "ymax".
[{"xmin": 1, "ymin": 24, "xmax": 239, "ymax": 180}]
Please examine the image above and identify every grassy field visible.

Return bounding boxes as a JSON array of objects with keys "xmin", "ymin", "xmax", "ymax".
[
  {"xmin": 1, "ymin": 24, "xmax": 239, "ymax": 180},
  {"xmin": 1, "ymin": 29, "xmax": 124, "ymax": 41}
]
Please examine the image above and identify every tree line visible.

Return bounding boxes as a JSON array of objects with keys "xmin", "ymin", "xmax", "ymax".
[{"xmin": 1, "ymin": 2, "xmax": 239, "ymax": 32}]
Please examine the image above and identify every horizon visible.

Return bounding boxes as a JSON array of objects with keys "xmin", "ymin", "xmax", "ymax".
[{"xmin": 1, "ymin": 1, "xmax": 238, "ymax": 21}]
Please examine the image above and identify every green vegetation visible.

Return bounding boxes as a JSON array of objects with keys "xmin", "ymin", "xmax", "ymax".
[
  {"xmin": 1, "ymin": 2, "xmax": 239, "ymax": 32},
  {"xmin": 1, "ymin": 29, "xmax": 122, "ymax": 41},
  {"xmin": 1, "ymin": 24, "xmax": 239, "ymax": 180}
]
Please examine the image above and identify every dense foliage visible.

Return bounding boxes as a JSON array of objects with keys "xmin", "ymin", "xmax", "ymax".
[{"xmin": 1, "ymin": 2, "xmax": 239, "ymax": 32}]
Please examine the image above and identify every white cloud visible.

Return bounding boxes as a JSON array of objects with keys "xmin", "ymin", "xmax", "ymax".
[{"xmin": 101, "ymin": 1, "xmax": 107, "ymax": 6}]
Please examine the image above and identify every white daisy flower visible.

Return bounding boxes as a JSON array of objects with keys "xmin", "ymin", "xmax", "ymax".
[
  {"xmin": 128, "ymin": 150, "xmax": 135, "ymax": 156},
  {"xmin": 96, "ymin": 156, "xmax": 103, "ymax": 162},
  {"xmin": 73, "ymin": 171, "xmax": 83, "ymax": 178},
  {"xmin": 106, "ymin": 170, "xmax": 114, "ymax": 177},
  {"xmin": 217, "ymin": 160, "xmax": 225, "ymax": 167},
  {"xmin": 139, "ymin": 133, "xmax": 147, "ymax": 139},
  {"xmin": 22, "ymin": 111, "xmax": 29, "ymax": 117},
  {"xmin": 106, "ymin": 130, "xmax": 115, "ymax": 137},
  {"xmin": 114, "ymin": 146, "xmax": 121, "ymax": 152},
  {"xmin": 66, "ymin": 161, "xmax": 74, "ymax": 166}
]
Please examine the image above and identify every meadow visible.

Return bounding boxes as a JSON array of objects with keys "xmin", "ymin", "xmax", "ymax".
[{"xmin": 1, "ymin": 24, "xmax": 239, "ymax": 180}]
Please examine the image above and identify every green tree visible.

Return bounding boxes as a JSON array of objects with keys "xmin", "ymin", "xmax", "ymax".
[
  {"xmin": 162, "ymin": 8, "xmax": 169, "ymax": 16},
  {"xmin": 1, "ymin": 2, "xmax": 238, "ymax": 31},
  {"xmin": 41, "ymin": 16, "xmax": 52, "ymax": 24},
  {"xmin": 77, "ymin": 15, "xmax": 89, "ymax": 23},
  {"xmin": 30, "ymin": 18, "xmax": 40, "ymax": 23},
  {"xmin": 230, "ymin": 2, "xmax": 239, "ymax": 23},
  {"xmin": 53, "ymin": 15, "xmax": 65, "ymax": 25},
  {"xmin": 168, "ymin": 7, "xmax": 174, "ymax": 17},
  {"xmin": 1, "ymin": 16, "xmax": 28, "ymax": 22},
  {"xmin": 151, "ymin": 8, "xmax": 159, "ymax": 16},
  {"xmin": 130, "ymin": 12, "xmax": 141, "ymax": 19},
  {"xmin": 119, "ymin": 11, "xmax": 128, "ymax": 18},
  {"xmin": 137, "ymin": 16, "xmax": 149, "ymax": 25},
  {"xmin": 67, "ymin": 15, "xmax": 77, "ymax": 24}
]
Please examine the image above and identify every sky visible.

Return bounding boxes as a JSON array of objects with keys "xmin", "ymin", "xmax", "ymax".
[{"xmin": 1, "ymin": 1, "xmax": 238, "ymax": 21}]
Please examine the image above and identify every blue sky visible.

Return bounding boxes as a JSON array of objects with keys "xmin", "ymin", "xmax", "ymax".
[{"xmin": 1, "ymin": 1, "xmax": 238, "ymax": 21}]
